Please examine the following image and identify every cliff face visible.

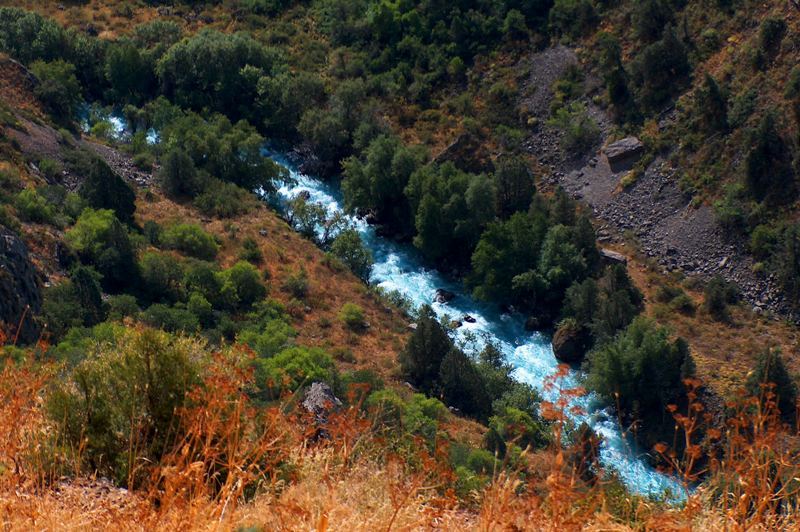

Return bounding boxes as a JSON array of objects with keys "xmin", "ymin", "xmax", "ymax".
[{"xmin": 0, "ymin": 225, "xmax": 42, "ymax": 344}]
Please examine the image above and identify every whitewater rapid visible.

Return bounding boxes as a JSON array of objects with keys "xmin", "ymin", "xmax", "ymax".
[{"xmin": 267, "ymin": 151, "xmax": 687, "ymax": 501}]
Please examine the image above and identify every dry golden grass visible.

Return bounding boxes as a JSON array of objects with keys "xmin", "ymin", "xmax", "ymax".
[
  {"xmin": 1, "ymin": 334, "xmax": 799, "ymax": 531},
  {"xmin": 605, "ymin": 242, "xmax": 800, "ymax": 400}
]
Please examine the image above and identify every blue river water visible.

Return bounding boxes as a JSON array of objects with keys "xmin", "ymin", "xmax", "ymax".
[{"xmin": 266, "ymin": 151, "xmax": 687, "ymax": 501}]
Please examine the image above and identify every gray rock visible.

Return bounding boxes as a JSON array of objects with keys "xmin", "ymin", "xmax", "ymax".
[
  {"xmin": 603, "ymin": 137, "xmax": 644, "ymax": 171},
  {"xmin": 302, "ymin": 382, "xmax": 342, "ymax": 418},
  {"xmin": 599, "ymin": 248, "xmax": 628, "ymax": 266},
  {"xmin": 434, "ymin": 288, "xmax": 456, "ymax": 304},
  {"xmin": 0, "ymin": 226, "xmax": 42, "ymax": 344}
]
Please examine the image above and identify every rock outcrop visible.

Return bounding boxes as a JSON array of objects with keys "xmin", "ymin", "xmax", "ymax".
[
  {"xmin": 603, "ymin": 137, "xmax": 644, "ymax": 172},
  {"xmin": 0, "ymin": 226, "xmax": 42, "ymax": 344}
]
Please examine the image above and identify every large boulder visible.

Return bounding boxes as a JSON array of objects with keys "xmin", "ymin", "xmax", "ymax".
[
  {"xmin": 603, "ymin": 137, "xmax": 644, "ymax": 172},
  {"xmin": 302, "ymin": 382, "xmax": 342, "ymax": 419},
  {"xmin": 434, "ymin": 288, "xmax": 456, "ymax": 304},
  {"xmin": 0, "ymin": 226, "xmax": 42, "ymax": 344},
  {"xmin": 552, "ymin": 320, "xmax": 591, "ymax": 364},
  {"xmin": 599, "ymin": 248, "xmax": 628, "ymax": 266},
  {"xmin": 302, "ymin": 382, "xmax": 343, "ymax": 441}
]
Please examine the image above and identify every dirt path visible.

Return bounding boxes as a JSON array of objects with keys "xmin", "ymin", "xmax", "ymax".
[{"xmin": 517, "ymin": 46, "xmax": 787, "ymax": 317}]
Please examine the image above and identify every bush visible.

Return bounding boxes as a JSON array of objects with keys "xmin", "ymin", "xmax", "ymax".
[
  {"xmin": 282, "ymin": 267, "xmax": 309, "ymax": 299},
  {"xmin": 187, "ymin": 292, "xmax": 214, "ymax": 328},
  {"xmin": 78, "ymin": 158, "xmax": 136, "ymax": 225},
  {"xmin": 107, "ymin": 294, "xmax": 140, "ymax": 321},
  {"xmin": 255, "ymin": 346, "xmax": 336, "ymax": 399},
  {"xmin": 746, "ymin": 348, "xmax": 797, "ymax": 423},
  {"xmin": 14, "ymin": 188, "xmax": 56, "ymax": 224},
  {"xmin": 142, "ymin": 303, "xmax": 200, "ymax": 333},
  {"xmin": 30, "ymin": 60, "xmax": 82, "ymax": 123},
  {"xmin": 158, "ymin": 148, "xmax": 200, "ymax": 198},
  {"xmin": 548, "ymin": 0, "xmax": 597, "ymax": 40},
  {"xmin": 46, "ymin": 328, "xmax": 204, "ymax": 484},
  {"xmin": 238, "ymin": 237, "xmax": 263, "ymax": 264},
  {"xmin": 338, "ymin": 302, "xmax": 366, "ymax": 331},
  {"xmin": 161, "ymin": 223, "xmax": 219, "ymax": 260},
  {"xmin": 219, "ymin": 261, "xmax": 267, "ymax": 309},
  {"xmin": 194, "ymin": 179, "xmax": 256, "ymax": 218},
  {"xmin": 139, "ymin": 251, "xmax": 185, "ymax": 303},
  {"xmin": 547, "ymin": 102, "xmax": 600, "ymax": 154},
  {"xmin": 41, "ymin": 267, "xmax": 106, "ymax": 340},
  {"xmin": 703, "ymin": 275, "xmax": 738, "ymax": 321},
  {"xmin": 630, "ymin": 26, "xmax": 690, "ymax": 111},
  {"xmin": 399, "ymin": 305, "xmax": 452, "ymax": 391},
  {"xmin": 759, "ymin": 17, "xmax": 786, "ymax": 54},
  {"xmin": 38, "ymin": 157, "xmax": 62, "ymax": 181},
  {"xmin": 65, "ymin": 208, "xmax": 138, "ymax": 292},
  {"xmin": 586, "ymin": 317, "xmax": 694, "ymax": 437},
  {"xmin": 329, "ymin": 229, "xmax": 373, "ymax": 280},
  {"xmin": 745, "ymin": 112, "xmax": 794, "ymax": 205}
]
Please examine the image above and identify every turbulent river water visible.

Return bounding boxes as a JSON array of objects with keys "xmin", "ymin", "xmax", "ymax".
[{"xmin": 266, "ymin": 151, "xmax": 687, "ymax": 500}]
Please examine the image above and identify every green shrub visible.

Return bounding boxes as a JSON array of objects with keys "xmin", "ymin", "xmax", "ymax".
[
  {"xmin": 329, "ymin": 229, "xmax": 373, "ymax": 280},
  {"xmin": 282, "ymin": 267, "xmax": 309, "ymax": 299},
  {"xmin": 785, "ymin": 67, "xmax": 800, "ymax": 99},
  {"xmin": 46, "ymin": 328, "xmax": 204, "ymax": 484},
  {"xmin": 78, "ymin": 158, "xmax": 136, "ymax": 225},
  {"xmin": 132, "ymin": 152, "xmax": 154, "ymax": 171},
  {"xmin": 106, "ymin": 294, "xmax": 140, "ymax": 321},
  {"xmin": 143, "ymin": 220, "xmax": 162, "ymax": 246},
  {"xmin": 338, "ymin": 302, "xmax": 366, "ymax": 331},
  {"xmin": 669, "ymin": 293, "xmax": 696, "ymax": 315},
  {"xmin": 549, "ymin": 0, "xmax": 597, "ymax": 39},
  {"xmin": 759, "ymin": 17, "xmax": 786, "ymax": 54},
  {"xmin": 183, "ymin": 260, "xmax": 223, "ymax": 305},
  {"xmin": 219, "ymin": 261, "xmax": 267, "ymax": 309},
  {"xmin": 38, "ymin": 158, "xmax": 63, "ymax": 181},
  {"xmin": 745, "ymin": 112, "xmax": 795, "ymax": 205},
  {"xmin": 65, "ymin": 208, "xmax": 138, "ymax": 292},
  {"xmin": 238, "ymin": 236, "xmax": 263, "ymax": 264},
  {"xmin": 42, "ymin": 267, "xmax": 106, "ymax": 340},
  {"xmin": 142, "ymin": 303, "xmax": 200, "ymax": 333},
  {"xmin": 339, "ymin": 369, "xmax": 383, "ymax": 400},
  {"xmin": 746, "ymin": 348, "xmax": 797, "ymax": 422},
  {"xmin": 703, "ymin": 275, "xmax": 738, "ymax": 321},
  {"xmin": 255, "ymin": 346, "xmax": 336, "ymax": 399},
  {"xmin": 30, "ymin": 60, "xmax": 82, "ymax": 123},
  {"xmin": 187, "ymin": 292, "xmax": 214, "ymax": 328},
  {"xmin": 158, "ymin": 148, "xmax": 200, "ymax": 198},
  {"xmin": 139, "ymin": 251, "xmax": 185, "ymax": 303},
  {"xmin": 162, "ymin": 223, "xmax": 219, "ymax": 260},
  {"xmin": 194, "ymin": 179, "xmax": 256, "ymax": 218},
  {"xmin": 586, "ymin": 317, "xmax": 694, "ymax": 438},
  {"xmin": 547, "ymin": 102, "xmax": 600, "ymax": 153},
  {"xmin": 14, "ymin": 188, "xmax": 56, "ymax": 224}
]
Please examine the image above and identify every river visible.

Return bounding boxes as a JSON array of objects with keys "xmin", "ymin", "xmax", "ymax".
[
  {"xmin": 266, "ymin": 150, "xmax": 687, "ymax": 501},
  {"xmin": 85, "ymin": 107, "xmax": 684, "ymax": 499}
]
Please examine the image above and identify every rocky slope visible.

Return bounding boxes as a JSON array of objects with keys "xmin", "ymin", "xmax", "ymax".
[{"xmin": 518, "ymin": 45, "xmax": 787, "ymax": 318}]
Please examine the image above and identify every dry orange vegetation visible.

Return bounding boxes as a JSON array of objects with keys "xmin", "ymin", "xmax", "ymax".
[{"xmin": 1, "ymin": 340, "xmax": 799, "ymax": 531}]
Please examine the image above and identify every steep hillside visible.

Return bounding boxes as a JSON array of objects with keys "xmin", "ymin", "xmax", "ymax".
[{"xmin": 2, "ymin": 2, "xmax": 800, "ymax": 529}]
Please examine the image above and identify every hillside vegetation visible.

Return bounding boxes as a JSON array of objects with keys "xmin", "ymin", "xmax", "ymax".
[{"xmin": 0, "ymin": 0, "xmax": 799, "ymax": 529}]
